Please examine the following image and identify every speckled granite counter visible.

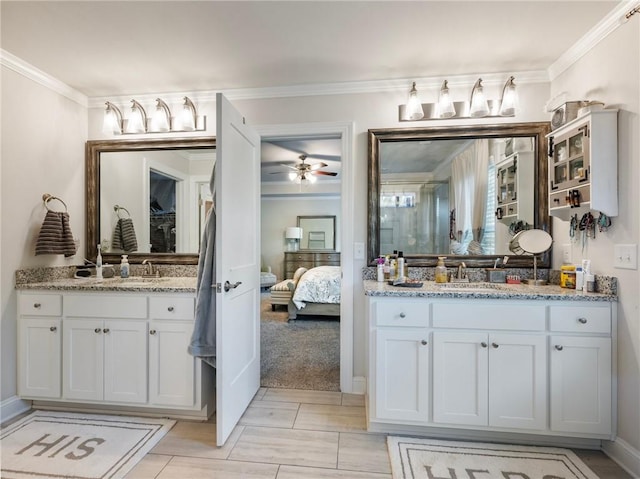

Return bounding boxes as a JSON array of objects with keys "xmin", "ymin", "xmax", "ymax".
[
  {"xmin": 15, "ymin": 276, "xmax": 197, "ymax": 293},
  {"xmin": 363, "ymin": 280, "xmax": 617, "ymax": 302}
]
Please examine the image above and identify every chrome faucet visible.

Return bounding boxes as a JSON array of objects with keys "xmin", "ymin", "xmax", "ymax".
[
  {"xmin": 457, "ymin": 262, "xmax": 466, "ymax": 280},
  {"xmin": 142, "ymin": 259, "xmax": 157, "ymax": 277}
]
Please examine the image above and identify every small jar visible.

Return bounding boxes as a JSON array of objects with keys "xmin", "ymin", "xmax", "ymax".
[{"xmin": 585, "ymin": 273, "xmax": 596, "ymax": 292}]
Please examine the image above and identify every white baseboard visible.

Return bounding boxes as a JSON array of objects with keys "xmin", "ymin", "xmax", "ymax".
[
  {"xmin": 0, "ymin": 395, "xmax": 31, "ymax": 424},
  {"xmin": 351, "ymin": 376, "xmax": 366, "ymax": 395},
  {"xmin": 602, "ymin": 437, "xmax": 640, "ymax": 478}
]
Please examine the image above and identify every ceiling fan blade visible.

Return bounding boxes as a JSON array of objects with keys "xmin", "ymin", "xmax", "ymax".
[
  {"xmin": 309, "ymin": 162, "xmax": 328, "ymax": 171},
  {"xmin": 261, "ymin": 160, "xmax": 296, "ymax": 168},
  {"xmin": 313, "ymin": 170, "xmax": 338, "ymax": 176}
]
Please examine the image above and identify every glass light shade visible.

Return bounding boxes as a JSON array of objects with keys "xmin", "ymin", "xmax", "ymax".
[
  {"xmin": 469, "ymin": 79, "xmax": 490, "ymax": 118},
  {"xmin": 151, "ymin": 101, "xmax": 171, "ymax": 132},
  {"xmin": 437, "ymin": 80, "xmax": 456, "ymax": 119},
  {"xmin": 126, "ymin": 103, "xmax": 146, "ymax": 133},
  {"xmin": 308, "ymin": 173, "xmax": 317, "ymax": 183},
  {"xmin": 406, "ymin": 82, "xmax": 424, "ymax": 120},
  {"xmin": 102, "ymin": 108, "xmax": 121, "ymax": 135},
  {"xmin": 499, "ymin": 77, "xmax": 518, "ymax": 116},
  {"xmin": 288, "ymin": 171, "xmax": 298, "ymax": 181},
  {"xmin": 179, "ymin": 98, "xmax": 196, "ymax": 131}
]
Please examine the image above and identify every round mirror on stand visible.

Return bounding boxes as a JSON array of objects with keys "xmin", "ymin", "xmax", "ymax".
[{"xmin": 509, "ymin": 229, "xmax": 553, "ymax": 285}]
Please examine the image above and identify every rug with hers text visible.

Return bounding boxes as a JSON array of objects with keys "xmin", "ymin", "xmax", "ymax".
[
  {"xmin": 387, "ymin": 436, "xmax": 600, "ymax": 479},
  {"xmin": 1, "ymin": 410, "xmax": 175, "ymax": 479}
]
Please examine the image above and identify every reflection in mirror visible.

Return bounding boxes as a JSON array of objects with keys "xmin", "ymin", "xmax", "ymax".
[
  {"xmin": 297, "ymin": 216, "xmax": 336, "ymax": 250},
  {"xmin": 368, "ymin": 123, "xmax": 551, "ymax": 268},
  {"xmin": 87, "ymin": 137, "xmax": 216, "ymax": 264}
]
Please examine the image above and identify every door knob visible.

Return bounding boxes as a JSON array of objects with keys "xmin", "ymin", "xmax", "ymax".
[{"xmin": 224, "ymin": 281, "xmax": 242, "ymax": 292}]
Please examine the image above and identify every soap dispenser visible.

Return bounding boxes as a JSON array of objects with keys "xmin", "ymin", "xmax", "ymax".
[
  {"xmin": 435, "ymin": 256, "xmax": 448, "ymax": 283},
  {"xmin": 120, "ymin": 255, "xmax": 130, "ymax": 279},
  {"xmin": 96, "ymin": 244, "xmax": 103, "ymax": 280}
]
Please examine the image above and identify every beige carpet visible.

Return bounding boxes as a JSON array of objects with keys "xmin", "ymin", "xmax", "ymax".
[
  {"xmin": 260, "ymin": 295, "xmax": 340, "ymax": 391},
  {"xmin": 387, "ymin": 437, "xmax": 600, "ymax": 479},
  {"xmin": 1, "ymin": 410, "xmax": 175, "ymax": 479}
]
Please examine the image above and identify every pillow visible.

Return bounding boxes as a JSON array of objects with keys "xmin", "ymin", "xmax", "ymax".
[{"xmin": 293, "ymin": 267, "xmax": 308, "ymax": 282}]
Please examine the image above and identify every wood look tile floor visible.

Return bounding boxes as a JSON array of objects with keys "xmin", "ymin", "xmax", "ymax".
[{"xmin": 125, "ymin": 387, "xmax": 632, "ymax": 479}]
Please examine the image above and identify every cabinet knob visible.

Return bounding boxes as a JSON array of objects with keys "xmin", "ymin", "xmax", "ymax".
[
  {"xmin": 33, "ymin": 303, "xmax": 41, "ymax": 309},
  {"xmin": 168, "ymin": 306, "xmax": 174, "ymax": 312},
  {"xmin": 421, "ymin": 340, "xmax": 427, "ymax": 345},
  {"xmin": 578, "ymin": 317, "xmax": 588, "ymax": 324},
  {"xmin": 103, "ymin": 328, "xmax": 110, "ymax": 334},
  {"xmin": 399, "ymin": 312, "xmax": 406, "ymax": 318},
  {"xmin": 492, "ymin": 342, "xmax": 499, "ymax": 348},
  {"xmin": 555, "ymin": 345, "xmax": 564, "ymax": 351},
  {"xmin": 50, "ymin": 326, "xmax": 57, "ymax": 332},
  {"xmin": 481, "ymin": 342, "xmax": 488, "ymax": 348},
  {"xmin": 95, "ymin": 328, "xmax": 102, "ymax": 333},
  {"xmin": 150, "ymin": 330, "xmax": 157, "ymax": 335}
]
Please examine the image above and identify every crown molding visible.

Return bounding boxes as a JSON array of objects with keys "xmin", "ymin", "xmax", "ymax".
[
  {"xmin": 0, "ymin": 49, "xmax": 88, "ymax": 107},
  {"xmin": 548, "ymin": 0, "xmax": 638, "ymax": 80}
]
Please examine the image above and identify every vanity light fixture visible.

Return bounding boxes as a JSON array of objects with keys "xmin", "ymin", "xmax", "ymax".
[
  {"xmin": 101, "ymin": 96, "xmax": 207, "ymax": 136},
  {"xmin": 469, "ymin": 78, "xmax": 490, "ymax": 118},
  {"xmin": 126, "ymin": 100, "xmax": 148, "ymax": 134},
  {"xmin": 102, "ymin": 102, "xmax": 123, "ymax": 135},
  {"xmin": 398, "ymin": 76, "xmax": 518, "ymax": 121},
  {"xmin": 405, "ymin": 82, "xmax": 425, "ymax": 120}
]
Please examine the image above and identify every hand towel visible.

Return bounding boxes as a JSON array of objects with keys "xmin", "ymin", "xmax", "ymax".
[
  {"xmin": 112, "ymin": 218, "xmax": 138, "ymax": 252},
  {"xmin": 35, "ymin": 210, "xmax": 77, "ymax": 257}
]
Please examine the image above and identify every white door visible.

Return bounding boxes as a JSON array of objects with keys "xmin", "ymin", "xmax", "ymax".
[
  {"xmin": 215, "ymin": 93, "xmax": 261, "ymax": 446},
  {"xmin": 550, "ymin": 335, "xmax": 612, "ymax": 435},
  {"xmin": 433, "ymin": 331, "xmax": 488, "ymax": 426},
  {"xmin": 489, "ymin": 333, "xmax": 547, "ymax": 430},
  {"xmin": 374, "ymin": 328, "xmax": 429, "ymax": 422},
  {"xmin": 18, "ymin": 318, "xmax": 61, "ymax": 398},
  {"xmin": 63, "ymin": 319, "xmax": 104, "ymax": 401}
]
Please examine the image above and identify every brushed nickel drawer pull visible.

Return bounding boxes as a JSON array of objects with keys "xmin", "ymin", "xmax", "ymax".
[
  {"xmin": 555, "ymin": 345, "xmax": 564, "ymax": 351},
  {"xmin": 399, "ymin": 312, "xmax": 406, "ymax": 318},
  {"xmin": 578, "ymin": 317, "xmax": 588, "ymax": 324},
  {"xmin": 103, "ymin": 328, "xmax": 110, "ymax": 334},
  {"xmin": 50, "ymin": 326, "xmax": 57, "ymax": 332},
  {"xmin": 421, "ymin": 340, "xmax": 427, "ymax": 345},
  {"xmin": 168, "ymin": 306, "xmax": 175, "ymax": 312},
  {"xmin": 150, "ymin": 330, "xmax": 157, "ymax": 335},
  {"xmin": 481, "ymin": 342, "xmax": 488, "ymax": 348},
  {"xmin": 95, "ymin": 328, "xmax": 102, "ymax": 333},
  {"xmin": 33, "ymin": 303, "xmax": 41, "ymax": 309},
  {"xmin": 492, "ymin": 342, "xmax": 499, "ymax": 348}
]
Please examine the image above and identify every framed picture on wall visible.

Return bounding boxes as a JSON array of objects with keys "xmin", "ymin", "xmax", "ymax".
[{"xmin": 297, "ymin": 216, "xmax": 336, "ymax": 250}]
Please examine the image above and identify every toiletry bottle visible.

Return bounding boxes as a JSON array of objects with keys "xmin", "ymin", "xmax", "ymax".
[
  {"xmin": 120, "ymin": 254, "xmax": 130, "ymax": 279},
  {"xmin": 96, "ymin": 244, "xmax": 103, "ymax": 280},
  {"xmin": 389, "ymin": 258, "xmax": 397, "ymax": 281},
  {"xmin": 383, "ymin": 256, "xmax": 390, "ymax": 281},
  {"xmin": 585, "ymin": 272, "xmax": 595, "ymax": 292},
  {"xmin": 575, "ymin": 266, "xmax": 584, "ymax": 291},
  {"xmin": 435, "ymin": 256, "xmax": 448, "ymax": 283},
  {"xmin": 377, "ymin": 256, "xmax": 385, "ymax": 282},
  {"xmin": 581, "ymin": 259, "xmax": 591, "ymax": 292},
  {"xmin": 397, "ymin": 252, "xmax": 405, "ymax": 282}
]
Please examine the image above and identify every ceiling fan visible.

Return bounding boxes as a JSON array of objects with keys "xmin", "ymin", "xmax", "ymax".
[{"xmin": 278, "ymin": 154, "xmax": 338, "ymax": 183}]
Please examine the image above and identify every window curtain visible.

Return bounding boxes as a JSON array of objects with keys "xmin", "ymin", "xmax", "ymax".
[{"xmin": 451, "ymin": 139, "xmax": 490, "ymax": 254}]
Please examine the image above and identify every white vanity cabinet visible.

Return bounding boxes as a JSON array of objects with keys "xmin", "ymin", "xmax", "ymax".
[
  {"xmin": 17, "ymin": 289, "xmax": 214, "ymax": 419},
  {"xmin": 366, "ymin": 292, "xmax": 616, "ymax": 442}
]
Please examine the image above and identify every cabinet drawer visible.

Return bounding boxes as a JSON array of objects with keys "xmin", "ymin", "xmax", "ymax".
[
  {"xmin": 287, "ymin": 253, "xmax": 314, "ymax": 262},
  {"xmin": 19, "ymin": 293, "xmax": 62, "ymax": 316},
  {"xmin": 375, "ymin": 300, "xmax": 429, "ymax": 327},
  {"xmin": 432, "ymin": 302, "xmax": 545, "ymax": 331},
  {"xmin": 150, "ymin": 296, "xmax": 195, "ymax": 320},
  {"xmin": 65, "ymin": 295, "xmax": 147, "ymax": 319},
  {"xmin": 316, "ymin": 253, "xmax": 341, "ymax": 263},
  {"xmin": 549, "ymin": 305, "xmax": 610, "ymax": 334}
]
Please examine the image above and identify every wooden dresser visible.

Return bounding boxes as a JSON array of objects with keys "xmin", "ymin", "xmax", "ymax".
[{"xmin": 284, "ymin": 251, "xmax": 341, "ymax": 278}]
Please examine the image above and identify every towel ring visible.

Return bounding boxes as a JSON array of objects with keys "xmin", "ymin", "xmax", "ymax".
[
  {"xmin": 114, "ymin": 205, "xmax": 131, "ymax": 219},
  {"xmin": 42, "ymin": 193, "xmax": 68, "ymax": 212}
]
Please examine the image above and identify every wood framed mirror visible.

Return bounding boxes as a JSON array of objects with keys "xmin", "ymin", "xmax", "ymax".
[
  {"xmin": 297, "ymin": 215, "xmax": 336, "ymax": 251},
  {"xmin": 86, "ymin": 136, "xmax": 216, "ymax": 264},
  {"xmin": 367, "ymin": 122, "xmax": 552, "ymax": 268}
]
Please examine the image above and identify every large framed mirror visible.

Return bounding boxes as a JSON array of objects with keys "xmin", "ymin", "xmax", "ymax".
[
  {"xmin": 368, "ymin": 122, "xmax": 551, "ymax": 268},
  {"xmin": 86, "ymin": 137, "xmax": 216, "ymax": 264},
  {"xmin": 297, "ymin": 215, "xmax": 336, "ymax": 251}
]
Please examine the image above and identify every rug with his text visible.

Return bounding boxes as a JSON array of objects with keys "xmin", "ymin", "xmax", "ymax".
[
  {"xmin": 1, "ymin": 410, "xmax": 175, "ymax": 479},
  {"xmin": 387, "ymin": 436, "xmax": 600, "ymax": 479}
]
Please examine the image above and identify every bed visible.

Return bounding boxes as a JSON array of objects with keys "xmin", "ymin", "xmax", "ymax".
[{"xmin": 287, "ymin": 265, "xmax": 341, "ymax": 320}]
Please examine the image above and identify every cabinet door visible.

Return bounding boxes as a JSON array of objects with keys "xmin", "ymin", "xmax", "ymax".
[
  {"xmin": 550, "ymin": 336, "xmax": 612, "ymax": 435},
  {"xmin": 433, "ymin": 332, "xmax": 488, "ymax": 426},
  {"xmin": 489, "ymin": 333, "xmax": 547, "ymax": 430},
  {"xmin": 149, "ymin": 321, "xmax": 195, "ymax": 407},
  {"xmin": 103, "ymin": 320, "xmax": 148, "ymax": 404},
  {"xmin": 374, "ymin": 328, "xmax": 429, "ymax": 422},
  {"xmin": 18, "ymin": 318, "xmax": 61, "ymax": 398},
  {"xmin": 63, "ymin": 319, "xmax": 104, "ymax": 401}
]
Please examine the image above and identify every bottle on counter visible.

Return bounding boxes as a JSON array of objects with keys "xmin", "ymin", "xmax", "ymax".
[
  {"xmin": 560, "ymin": 263, "xmax": 576, "ymax": 289},
  {"xmin": 96, "ymin": 244, "xmax": 103, "ymax": 280},
  {"xmin": 383, "ymin": 255, "xmax": 390, "ymax": 281},
  {"xmin": 120, "ymin": 254, "xmax": 130, "ymax": 279},
  {"xmin": 377, "ymin": 256, "xmax": 385, "ymax": 282},
  {"xmin": 575, "ymin": 266, "xmax": 584, "ymax": 291},
  {"xmin": 397, "ymin": 252, "xmax": 405, "ymax": 282},
  {"xmin": 435, "ymin": 256, "xmax": 448, "ymax": 283}
]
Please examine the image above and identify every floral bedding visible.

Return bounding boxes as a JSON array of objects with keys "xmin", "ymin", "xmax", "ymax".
[{"xmin": 292, "ymin": 266, "xmax": 341, "ymax": 309}]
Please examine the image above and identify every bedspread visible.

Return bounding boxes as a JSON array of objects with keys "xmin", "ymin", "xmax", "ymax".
[{"xmin": 292, "ymin": 266, "xmax": 341, "ymax": 309}]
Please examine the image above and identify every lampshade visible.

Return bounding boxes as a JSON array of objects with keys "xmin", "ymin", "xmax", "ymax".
[
  {"xmin": 102, "ymin": 102, "xmax": 123, "ymax": 135},
  {"xmin": 498, "ymin": 76, "xmax": 518, "ymax": 116},
  {"xmin": 437, "ymin": 80, "xmax": 456, "ymax": 119},
  {"xmin": 126, "ymin": 99, "xmax": 147, "ymax": 133},
  {"xmin": 179, "ymin": 97, "xmax": 197, "ymax": 131},
  {"xmin": 406, "ymin": 82, "xmax": 424, "ymax": 120},
  {"xmin": 469, "ymin": 78, "xmax": 490, "ymax": 118},
  {"xmin": 285, "ymin": 227, "xmax": 303, "ymax": 239},
  {"xmin": 150, "ymin": 98, "xmax": 171, "ymax": 132}
]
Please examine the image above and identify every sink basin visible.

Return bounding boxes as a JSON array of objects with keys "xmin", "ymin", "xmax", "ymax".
[
  {"xmin": 438, "ymin": 283, "xmax": 509, "ymax": 293},
  {"xmin": 106, "ymin": 277, "xmax": 169, "ymax": 286}
]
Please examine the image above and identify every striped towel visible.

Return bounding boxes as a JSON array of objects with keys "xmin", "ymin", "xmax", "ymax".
[
  {"xmin": 112, "ymin": 218, "xmax": 138, "ymax": 252},
  {"xmin": 35, "ymin": 211, "xmax": 77, "ymax": 257}
]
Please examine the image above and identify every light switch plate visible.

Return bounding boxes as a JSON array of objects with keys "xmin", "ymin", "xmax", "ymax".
[
  {"xmin": 354, "ymin": 242, "xmax": 365, "ymax": 260},
  {"xmin": 614, "ymin": 244, "xmax": 637, "ymax": 270},
  {"xmin": 562, "ymin": 244, "xmax": 571, "ymax": 263}
]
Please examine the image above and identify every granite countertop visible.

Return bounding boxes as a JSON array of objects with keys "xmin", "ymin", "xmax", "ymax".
[
  {"xmin": 16, "ymin": 276, "xmax": 197, "ymax": 293},
  {"xmin": 363, "ymin": 280, "xmax": 617, "ymax": 302}
]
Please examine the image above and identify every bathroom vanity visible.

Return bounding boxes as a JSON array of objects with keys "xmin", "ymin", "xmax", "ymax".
[
  {"xmin": 16, "ymin": 277, "xmax": 215, "ymax": 419},
  {"xmin": 364, "ymin": 280, "xmax": 617, "ymax": 444}
]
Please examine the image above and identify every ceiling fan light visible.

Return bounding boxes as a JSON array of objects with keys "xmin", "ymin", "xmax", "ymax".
[
  {"xmin": 308, "ymin": 173, "xmax": 317, "ymax": 184},
  {"xmin": 288, "ymin": 171, "xmax": 298, "ymax": 182}
]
